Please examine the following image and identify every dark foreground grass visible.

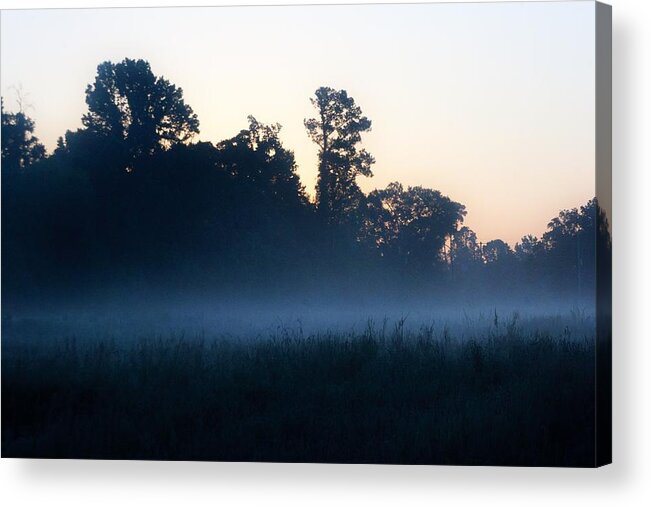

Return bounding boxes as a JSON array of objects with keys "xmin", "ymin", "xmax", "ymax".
[{"xmin": 2, "ymin": 325, "xmax": 596, "ymax": 465}]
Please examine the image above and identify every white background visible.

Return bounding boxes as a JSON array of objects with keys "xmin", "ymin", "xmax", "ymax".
[{"xmin": 0, "ymin": 0, "xmax": 649, "ymax": 505}]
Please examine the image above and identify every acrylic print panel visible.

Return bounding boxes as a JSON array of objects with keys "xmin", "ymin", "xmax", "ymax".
[{"xmin": 0, "ymin": 1, "xmax": 612, "ymax": 466}]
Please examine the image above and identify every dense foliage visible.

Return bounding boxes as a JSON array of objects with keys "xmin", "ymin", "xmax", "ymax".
[{"xmin": 1, "ymin": 58, "xmax": 608, "ymax": 307}]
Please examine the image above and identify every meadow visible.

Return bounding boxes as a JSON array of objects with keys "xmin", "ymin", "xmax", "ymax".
[{"xmin": 2, "ymin": 312, "xmax": 597, "ymax": 466}]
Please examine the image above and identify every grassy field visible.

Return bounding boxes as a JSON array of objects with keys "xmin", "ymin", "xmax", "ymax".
[{"xmin": 2, "ymin": 317, "xmax": 597, "ymax": 465}]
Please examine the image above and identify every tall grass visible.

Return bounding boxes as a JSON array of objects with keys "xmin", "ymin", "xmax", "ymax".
[{"xmin": 2, "ymin": 319, "xmax": 596, "ymax": 465}]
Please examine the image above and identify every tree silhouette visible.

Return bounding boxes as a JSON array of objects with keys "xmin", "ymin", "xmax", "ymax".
[
  {"xmin": 364, "ymin": 182, "xmax": 466, "ymax": 269},
  {"xmin": 1, "ymin": 99, "xmax": 46, "ymax": 172},
  {"xmin": 482, "ymin": 239, "xmax": 513, "ymax": 264},
  {"xmin": 450, "ymin": 226, "xmax": 481, "ymax": 270},
  {"xmin": 304, "ymin": 87, "xmax": 374, "ymax": 228},
  {"xmin": 82, "ymin": 58, "xmax": 199, "ymax": 162},
  {"xmin": 514, "ymin": 235, "xmax": 542, "ymax": 259},
  {"xmin": 216, "ymin": 116, "xmax": 307, "ymax": 207},
  {"xmin": 541, "ymin": 199, "xmax": 597, "ymax": 296},
  {"xmin": 1, "ymin": 61, "xmax": 605, "ymax": 304}
]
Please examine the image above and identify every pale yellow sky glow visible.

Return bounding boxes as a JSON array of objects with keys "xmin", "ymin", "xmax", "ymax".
[{"xmin": 1, "ymin": 2, "xmax": 596, "ymax": 245}]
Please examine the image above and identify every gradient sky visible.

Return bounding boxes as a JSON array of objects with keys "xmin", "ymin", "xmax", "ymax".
[{"xmin": 0, "ymin": 2, "xmax": 596, "ymax": 245}]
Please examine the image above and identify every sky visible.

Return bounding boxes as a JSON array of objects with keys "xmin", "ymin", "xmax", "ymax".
[{"xmin": 0, "ymin": 2, "xmax": 596, "ymax": 246}]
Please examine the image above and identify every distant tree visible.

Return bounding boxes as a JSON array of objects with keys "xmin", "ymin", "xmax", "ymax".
[
  {"xmin": 450, "ymin": 226, "xmax": 481, "ymax": 270},
  {"xmin": 1, "ymin": 99, "xmax": 46, "ymax": 171},
  {"xmin": 364, "ymin": 182, "xmax": 466, "ymax": 269},
  {"xmin": 541, "ymin": 199, "xmax": 597, "ymax": 297},
  {"xmin": 217, "ymin": 116, "xmax": 307, "ymax": 207},
  {"xmin": 514, "ymin": 234, "xmax": 542, "ymax": 259},
  {"xmin": 82, "ymin": 58, "xmax": 199, "ymax": 161},
  {"xmin": 542, "ymin": 199, "xmax": 596, "ymax": 249},
  {"xmin": 482, "ymin": 239, "xmax": 513, "ymax": 264},
  {"xmin": 304, "ymin": 87, "xmax": 374, "ymax": 227}
]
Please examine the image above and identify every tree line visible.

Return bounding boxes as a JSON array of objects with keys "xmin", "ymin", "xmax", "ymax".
[{"xmin": 1, "ymin": 58, "xmax": 608, "ymax": 305}]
